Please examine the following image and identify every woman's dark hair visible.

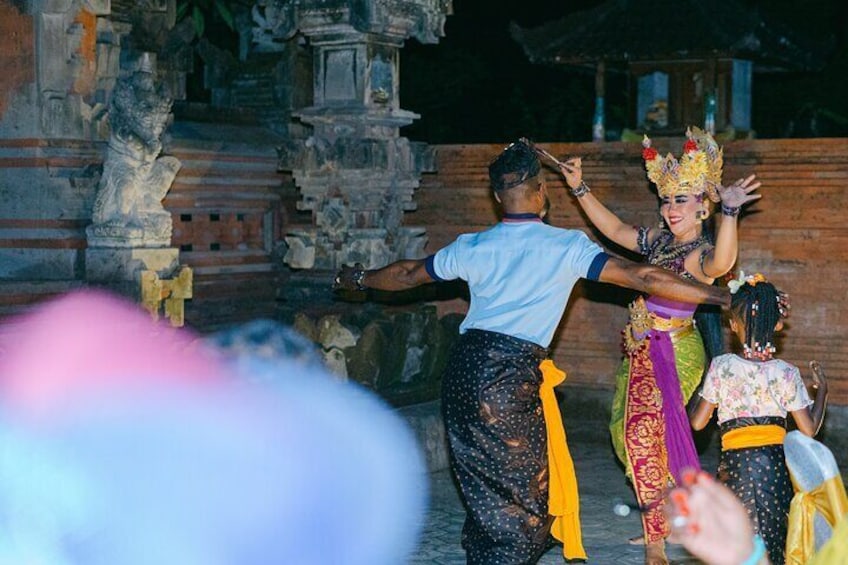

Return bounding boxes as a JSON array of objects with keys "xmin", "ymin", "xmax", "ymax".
[
  {"xmin": 730, "ymin": 280, "xmax": 786, "ymax": 356},
  {"xmin": 693, "ymin": 198, "xmax": 721, "ymax": 363}
]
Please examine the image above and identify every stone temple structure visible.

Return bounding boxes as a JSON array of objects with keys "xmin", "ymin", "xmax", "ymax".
[
  {"xmin": 0, "ymin": 0, "xmax": 194, "ymax": 322},
  {"xmin": 0, "ymin": 0, "xmax": 454, "ymax": 401},
  {"xmin": 257, "ymin": 0, "xmax": 453, "ymax": 271}
]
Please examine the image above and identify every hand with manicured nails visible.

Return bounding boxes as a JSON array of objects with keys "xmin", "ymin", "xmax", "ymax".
[{"xmin": 665, "ymin": 470, "xmax": 767, "ymax": 565}]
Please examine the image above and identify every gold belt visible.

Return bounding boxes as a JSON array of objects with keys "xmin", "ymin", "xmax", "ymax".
[
  {"xmin": 624, "ymin": 297, "xmax": 694, "ymax": 351},
  {"xmin": 666, "ymin": 324, "xmax": 695, "ymax": 344}
]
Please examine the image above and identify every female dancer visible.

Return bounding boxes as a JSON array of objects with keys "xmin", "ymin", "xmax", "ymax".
[
  {"xmin": 690, "ymin": 273, "xmax": 828, "ymax": 564},
  {"xmin": 555, "ymin": 128, "xmax": 760, "ymax": 565}
]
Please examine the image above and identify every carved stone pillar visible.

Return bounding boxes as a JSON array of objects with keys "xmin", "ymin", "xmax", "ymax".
[{"xmin": 254, "ymin": 0, "xmax": 452, "ymax": 270}]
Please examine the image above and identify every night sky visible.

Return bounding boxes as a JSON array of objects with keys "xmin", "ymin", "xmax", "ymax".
[{"xmin": 400, "ymin": 0, "xmax": 848, "ymax": 143}]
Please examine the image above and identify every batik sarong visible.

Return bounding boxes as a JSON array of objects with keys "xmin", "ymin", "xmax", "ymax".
[
  {"xmin": 442, "ymin": 329, "xmax": 551, "ymax": 564},
  {"xmin": 609, "ymin": 297, "xmax": 705, "ymax": 543},
  {"xmin": 718, "ymin": 416, "xmax": 793, "ymax": 565}
]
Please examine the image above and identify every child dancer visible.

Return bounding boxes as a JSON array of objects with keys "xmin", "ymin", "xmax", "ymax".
[{"xmin": 690, "ymin": 273, "xmax": 828, "ymax": 564}]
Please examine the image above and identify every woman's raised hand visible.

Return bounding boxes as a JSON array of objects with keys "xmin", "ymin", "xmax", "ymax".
[{"xmin": 717, "ymin": 174, "xmax": 762, "ymax": 209}]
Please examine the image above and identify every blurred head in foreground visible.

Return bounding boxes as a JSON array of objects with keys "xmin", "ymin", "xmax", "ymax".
[{"xmin": 0, "ymin": 291, "xmax": 425, "ymax": 564}]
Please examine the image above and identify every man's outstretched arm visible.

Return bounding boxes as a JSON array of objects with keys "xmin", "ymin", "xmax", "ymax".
[
  {"xmin": 334, "ymin": 260, "xmax": 434, "ymax": 292},
  {"xmin": 597, "ymin": 257, "xmax": 730, "ymax": 307}
]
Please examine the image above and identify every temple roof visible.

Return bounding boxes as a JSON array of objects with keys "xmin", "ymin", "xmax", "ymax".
[{"xmin": 511, "ymin": 0, "xmax": 826, "ymax": 72}]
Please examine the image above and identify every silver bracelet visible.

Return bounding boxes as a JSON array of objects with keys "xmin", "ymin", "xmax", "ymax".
[
  {"xmin": 721, "ymin": 203, "xmax": 741, "ymax": 217},
  {"xmin": 353, "ymin": 267, "xmax": 367, "ymax": 291},
  {"xmin": 571, "ymin": 181, "xmax": 591, "ymax": 198}
]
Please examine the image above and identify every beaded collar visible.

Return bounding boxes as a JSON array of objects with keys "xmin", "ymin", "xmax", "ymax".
[{"xmin": 645, "ymin": 230, "xmax": 710, "ymax": 280}]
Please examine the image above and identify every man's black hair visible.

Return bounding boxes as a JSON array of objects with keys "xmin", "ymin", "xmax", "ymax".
[{"xmin": 489, "ymin": 140, "xmax": 541, "ymax": 192}]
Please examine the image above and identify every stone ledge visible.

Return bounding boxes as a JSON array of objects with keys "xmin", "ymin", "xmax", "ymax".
[{"xmin": 397, "ymin": 400, "xmax": 448, "ymax": 473}]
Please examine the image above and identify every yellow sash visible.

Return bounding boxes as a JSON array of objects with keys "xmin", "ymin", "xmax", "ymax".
[
  {"xmin": 807, "ymin": 511, "xmax": 848, "ymax": 565},
  {"xmin": 721, "ymin": 424, "xmax": 786, "ymax": 451},
  {"xmin": 786, "ymin": 474, "xmax": 848, "ymax": 565},
  {"xmin": 539, "ymin": 359, "xmax": 586, "ymax": 560}
]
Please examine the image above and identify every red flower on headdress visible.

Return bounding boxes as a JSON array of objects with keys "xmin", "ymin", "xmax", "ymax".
[
  {"xmin": 642, "ymin": 147, "xmax": 658, "ymax": 161},
  {"xmin": 683, "ymin": 139, "xmax": 698, "ymax": 153}
]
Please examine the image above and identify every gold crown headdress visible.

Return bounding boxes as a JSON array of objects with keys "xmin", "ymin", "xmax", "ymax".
[{"xmin": 641, "ymin": 127, "xmax": 723, "ymax": 201}]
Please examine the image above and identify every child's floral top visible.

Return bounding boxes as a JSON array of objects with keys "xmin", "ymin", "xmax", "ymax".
[{"xmin": 700, "ymin": 353, "xmax": 813, "ymax": 424}]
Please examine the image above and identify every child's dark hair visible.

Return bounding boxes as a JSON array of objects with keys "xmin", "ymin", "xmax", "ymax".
[{"xmin": 730, "ymin": 277, "xmax": 789, "ymax": 358}]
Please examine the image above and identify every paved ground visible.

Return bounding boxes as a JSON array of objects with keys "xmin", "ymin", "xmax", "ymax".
[{"xmin": 409, "ymin": 415, "xmax": 721, "ymax": 564}]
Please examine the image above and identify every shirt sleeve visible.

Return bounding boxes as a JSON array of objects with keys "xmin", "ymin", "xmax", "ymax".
[
  {"xmin": 567, "ymin": 231, "xmax": 607, "ymax": 281},
  {"xmin": 700, "ymin": 357, "xmax": 721, "ymax": 404},
  {"xmin": 774, "ymin": 363, "xmax": 813, "ymax": 412},
  {"xmin": 429, "ymin": 238, "xmax": 465, "ymax": 282}
]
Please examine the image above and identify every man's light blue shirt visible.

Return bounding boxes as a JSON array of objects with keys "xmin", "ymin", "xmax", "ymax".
[{"xmin": 426, "ymin": 219, "xmax": 608, "ymax": 348}]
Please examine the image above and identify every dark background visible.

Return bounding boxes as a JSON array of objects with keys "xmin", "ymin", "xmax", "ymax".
[{"xmin": 400, "ymin": 0, "xmax": 848, "ymax": 143}]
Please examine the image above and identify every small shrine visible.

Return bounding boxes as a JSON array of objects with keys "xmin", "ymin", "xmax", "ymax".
[
  {"xmin": 254, "ymin": 0, "xmax": 453, "ymax": 271},
  {"xmin": 511, "ymin": 0, "xmax": 825, "ymax": 139}
]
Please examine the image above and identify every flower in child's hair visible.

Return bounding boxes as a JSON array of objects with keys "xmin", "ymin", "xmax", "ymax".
[
  {"xmin": 749, "ymin": 273, "xmax": 767, "ymax": 285},
  {"xmin": 683, "ymin": 139, "xmax": 698, "ymax": 153},
  {"xmin": 728, "ymin": 270, "xmax": 746, "ymax": 294},
  {"xmin": 728, "ymin": 270, "xmax": 768, "ymax": 294}
]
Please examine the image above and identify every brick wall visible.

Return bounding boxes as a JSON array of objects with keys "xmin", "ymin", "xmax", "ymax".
[
  {"xmin": 416, "ymin": 139, "xmax": 848, "ymax": 404},
  {"xmin": 1, "ymin": 133, "xmax": 845, "ymax": 405},
  {"xmin": 0, "ymin": 1, "xmax": 34, "ymax": 120},
  {"xmin": 0, "ymin": 134, "xmax": 292, "ymax": 330},
  {"xmin": 165, "ymin": 139, "xmax": 292, "ymax": 330}
]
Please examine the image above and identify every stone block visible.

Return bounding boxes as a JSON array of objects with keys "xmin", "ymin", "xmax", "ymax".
[
  {"xmin": 0, "ymin": 84, "xmax": 40, "ymax": 138},
  {"xmin": 85, "ymin": 246, "xmax": 179, "ymax": 282},
  {"xmin": 292, "ymin": 312, "xmax": 319, "ymax": 341},
  {"xmin": 0, "ymin": 161, "xmax": 99, "ymax": 221},
  {"xmin": 322, "ymin": 346, "xmax": 348, "ymax": 379},
  {"xmin": 323, "ymin": 304, "xmax": 453, "ymax": 403},
  {"xmin": 397, "ymin": 400, "xmax": 449, "ymax": 472},
  {"xmin": 83, "ymin": 0, "xmax": 111, "ymax": 15},
  {"xmin": 0, "ymin": 1, "xmax": 35, "ymax": 124},
  {"xmin": 96, "ymin": 43, "xmax": 120, "ymax": 79},
  {"xmin": 322, "ymin": 48, "xmax": 359, "ymax": 103},
  {"xmin": 40, "ymin": 0, "xmax": 75, "ymax": 13},
  {"xmin": 0, "ymin": 248, "xmax": 80, "ymax": 280},
  {"xmin": 344, "ymin": 320, "xmax": 387, "ymax": 390},
  {"xmin": 283, "ymin": 231, "xmax": 316, "ymax": 269},
  {"xmin": 317, "ymin": 314, "xmax": 359, "ymax": 350},
  {"xmin": 37, "ymin": 12, "xmax": 73, "ymax": 93}
]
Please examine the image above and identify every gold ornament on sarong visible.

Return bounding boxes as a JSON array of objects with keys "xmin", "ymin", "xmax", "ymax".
[
  {"xmin": 624, "ymin": 297, "xmax": 652, "ymax": 353},
  {"xmin": 623, "ymin": 296, "xmax": 694, "ymax": 353}
]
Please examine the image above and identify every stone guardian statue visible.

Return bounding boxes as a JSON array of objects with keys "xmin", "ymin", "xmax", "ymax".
[{"xmin": 87, "ymin": 53, "xmax": 180, "ymax": 248}]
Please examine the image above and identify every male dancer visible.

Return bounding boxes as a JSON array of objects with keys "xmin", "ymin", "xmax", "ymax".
[{"xmin": 334, "ymin": 140, "xmax": 729, "ymax": 564}]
